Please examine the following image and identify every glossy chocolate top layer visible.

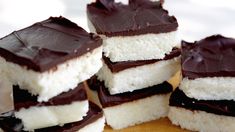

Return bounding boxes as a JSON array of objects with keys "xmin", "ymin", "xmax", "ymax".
[
  {"xmin": 13, "ymin": 83, "xmax": 87, "ymax": 110},
  {"xmin": 170, "ymin": 88, "xmax": 235, "ymax": 117},
  {"xmin": 87, "ymin": 0, "xmax": 178, "ymax": 37},
  {"xmin": 0, "ymin": 102, "xmax": 103, "ymax": 132},
  {"xmin": 0, "ymin": 16, "xmax": 102, "ymax": 72},
  {"xmin": 104, "ymin": 47, "xmax": 181, "ymax": 73},
  {"xmin": 181, "ymin": 35, "xmax": 235, "ymax": 79},
  {"xmin": 87, "ymin": 76, "xmax": 173, "ymax": 108}
]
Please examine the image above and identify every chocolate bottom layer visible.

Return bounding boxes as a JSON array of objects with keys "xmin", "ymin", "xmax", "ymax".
[
  {"xmin": 169, "ymin": 88, "xmax": 235, "ymax": 117},
  {"xmin": 13, "ymin": 83, "xmax": 87, "ymax": 111},
  {"xmin": 0, "ymin": 102, "xmax": 103, "ymax": 132},
  {"xmin": 103, "ymin": 47, "xmax": 181, "ymax": 73},
  {"xmin": 87, "ymin": 76, "xmax": 173, "ymax": 108}
]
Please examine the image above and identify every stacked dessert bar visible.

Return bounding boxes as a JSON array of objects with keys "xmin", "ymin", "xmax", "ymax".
[
  {"xmin": 87, "ymin": 0, "xmax": 180, "ymax": 129},
  {"xmin": 168, "ymin": 35, "xmax": 235, "ymax": 132},
  {"xmin": 0, "ymin": 17, "xmax": 105, "ymax": 131}
]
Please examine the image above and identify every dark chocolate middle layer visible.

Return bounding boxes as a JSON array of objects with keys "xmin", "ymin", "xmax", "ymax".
[
  {"xmin": 0, "ymin": 102, "xmax": 103, "ymax": 132},
  {"xmin": 104, "ymin": 47, "xmax": 181, "ymax": 73},
  {"xmin": 0, "ymin": 16, "xmax": 102, "ymax": 72},
  {"xmin": 169, "ymin": 88, "xmax": 235, "ymax": 117},
  {"xmin": 13, "ymin": 83, "xmax": 87, "ymax": 111},
  {"xmin": 87, "ymin": 0, "xmax": 178, "ymax": 37},
  {"xmin": 181, "ymin": 35, "xmax": 235, "ymax": 79},
  {"xmin": 87, "ymin": 76, "xmax": 173, "ymax": 108}
]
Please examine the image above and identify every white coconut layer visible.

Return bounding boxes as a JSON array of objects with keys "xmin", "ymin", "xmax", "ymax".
[
  {"xmin": 168, "ymin": 106, "xmax": 235, "ymax": 132},
  {"xmin": 0, "ymin": 47, "xmax": 102, "ymax": 102},
  {"xmin": 15, "ymin": 100, "xmax": 89, "ymax": 131},
  {"xmin": 78, "ymin": 116, "xmax": 105, "ymax": 132},
  {"xmin": 104, "ymin": 94, "xmax": 170, "ymax": 129},
  {"xmin": 97, "ymin": 57, "xmax": 180, "ymax": 95},
  {"xmin": 179, "ymin": 77, "xmax": 235, "ymax": 101}
]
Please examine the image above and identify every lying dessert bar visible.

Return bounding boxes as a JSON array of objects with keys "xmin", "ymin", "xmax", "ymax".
[
  {"xmin": 168, "ymin": 88, "xmax": 235, "ymax": 132},
  {"xmin": 12, "ymin": 83, "xmax": 88, "ymax": 131},
  {"xmin": 180, "ymin": 35, "xmax": 235, "ymax": 100},
  {"xmin": 87, "ymin": 0, "xmax": 178, "ymax": 62},
  {"xmin": 0, "ymin": 16, "xmax": 103, "ymax": 102},
  {"xmin": 97, "ymin": 48, "xmax": 180, "ymax": 94},
  {"xmin": 0, "ymin": 102, "xmax": 105, "ymax": 132},
  {"xmin": 87, "ymin": 76, "xmax": 173, "ymax": 129}
]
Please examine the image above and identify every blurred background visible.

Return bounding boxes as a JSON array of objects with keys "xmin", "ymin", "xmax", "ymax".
[{"xmin": 0, "ymin": 0, "xmax": 235, "ymax": 41}]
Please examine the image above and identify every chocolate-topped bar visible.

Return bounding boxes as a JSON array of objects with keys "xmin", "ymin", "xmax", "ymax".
[
  {"xmin": 104, "ymin": 47, "xmax": 180, "ymax": 73},
  {"xmin": 181, "ymin": 35, "xmax": 235, "ymax": 79},
  {"xmin": 13, "ymin": 83, "xmax": 87, "ymax": 110},
  {"xmin": 12, "ymin": 83, "xmax": 89, "ymax": 131},
  {"xmin": 0, "ymin": 102, "xmax": 104, "ymax": 132},
  {"xmin": 87, "ymin": 0, "xmax": 178, "ymax": 37},
  {"xmin": 0, "ymin": 16, "xmax": 101, "ymax": 72},
  {"xmin": 87, "ymin": 76, "xmax": 173, "ymax": 108},
  {"xmin": 169, "ymin": 88, "xmax": 235, "ymax": 117},
  {"xmin": 0, "ymin": 16, "xmax": 103, "ymax": 102}
]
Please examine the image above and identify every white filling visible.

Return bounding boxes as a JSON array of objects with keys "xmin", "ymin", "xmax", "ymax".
[
  {"xmin": 97, "ymin": 57, "xmax": 180, "ymax": 95},
  {"xmin": 168, "ymin": 107, "xmax": 235, "ymax": 132},
  {"xmin": 179, "ymin": 77, "xmax": 235, "ymax": 101},
  {"xmin": 15, "ymin": 100, "xmax": 89, "ymax": 131},
  {"xmin": 102, "ymin": 32, "xmax": 178, "ymax": 62},
  {"xmin": 104, "ymin": 94, "xmax": 170, "ymax": 129},
  {"xmin": 0, "ymin": 47, "xmax": 102, "ymax": 102},
  {"xmin": 88, "ymin": 19, "xmax": 179, "ymax": 62},
  {"xmin": 78, "ymin": 116, "xmax": 105, "ymax": 132}
]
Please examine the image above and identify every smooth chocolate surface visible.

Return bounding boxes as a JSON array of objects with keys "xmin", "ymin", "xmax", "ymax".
[
  {"xmin": 181, "ymin": 35, "xmax": 235, "ymax": 79},
  {"xmin": 87, "ymin": 76, "xmax": 173, "ymax": 108},
  {"xmin": 103, "ymin": 47, "xmax": 181, "ymax": 73},
  {"xmin": 87, "ymin": 0, "xmax": 178, "ymax": 37},
  {"xmin": 0, "ymin": 102, "xmax": 103, "ymax": 132},
  {"xmin": 13, "ymin": 83, "xmax": 87, "ymax": 111},
  {"xmin": 0, "ymin": 16, "xmax": 102, "ymax": 72},
  {"xmin": 170, "ymin": 88, "xmax": 235, "ymax": 117}
]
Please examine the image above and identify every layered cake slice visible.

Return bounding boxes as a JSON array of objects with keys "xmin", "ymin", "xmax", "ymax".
[
  {"xmin": 0, "ymin": 102, "xmax": 105, "ymax": 132},
  {"xmin": 169, "ymin": 88, "xmax": 235, "ymax": 132},
  {"xmin": 11, "ymin": 83, "xmax": 89, "ymax": 131},
  {"xmin": 97, "ymin": 48, "xmax": 180, "ymax": 94},
  {"xmin": 180, "ymin": 35, "xmax": 235, "ymax": 100},
  {"xmin": 0, "ymin": 16, "xmax": 103, "ymax": 102},
  {"xmin": 87, "ymin": 76, "xmax": 173, "ymax": 129},
  {"xmin": 87, "ymin": 0, "xmax": 178, "ymax": 62},
  {"xmin": 168, "ymin": 35, "xmax": 235, "ymax": 132}
]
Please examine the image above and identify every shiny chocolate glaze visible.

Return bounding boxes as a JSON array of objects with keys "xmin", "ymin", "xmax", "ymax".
[
  {"xmin": 13, "ymin": 83, "xmax": 87, "ymax": 110},
  {"xmin": 103, "ymin": 47, "xmax": 181, "ymax": 73},
  {"xmin": 87, "ymin": 76, "xmax": 173, "ymax": 108},
  {"xmin": 181, "ymin": 35, "xmax": 235, "ymax": 79},
  {"xmin": 170, "ymin": 88, "xmax": 235, "ymax": 117},
  {"xmin": 87, "ymin": 0, "xmax": 178, "ymax": 37},
  {"xmin": 0, "ymin": 102, "xmax": 103, "ymax": 132},
  {"xmin": 0, "ymin": 16, "xmax": 102, "ymax": 72}
]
